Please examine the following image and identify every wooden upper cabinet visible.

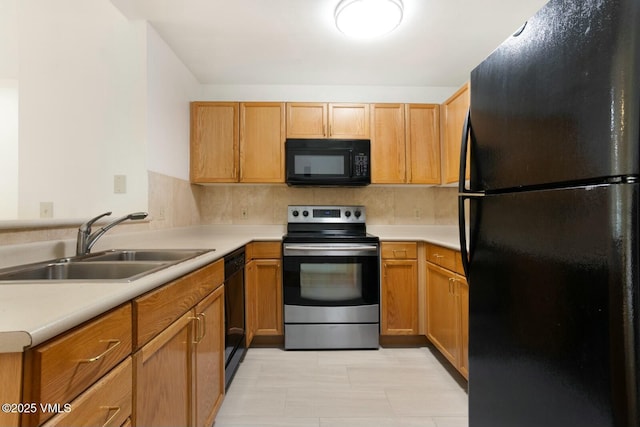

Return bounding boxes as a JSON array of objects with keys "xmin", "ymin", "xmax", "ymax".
[
  {"xmin": 240, "ymin": 102, "xmax": 286, "ymax": 183},
  {"xmin": 406, "ymin": 104, "xmax": 441, "ymax": 184},
  {"xmin": 328, "ymin": 103, "xmax": 370, "ymax": 139},
  {"xmin": 286, "ymin": 102, "xmax": 369, "ymax": 139},
  {"xmin": 286, "ymin": 103, "xmax": 327, "ymax": 138},
  {"xmin": 371, "ymin": 104, "xmax": 406, "ymax": 183},
  {"xmin": 190, "ymin": 102, "xmax": 239, "ymax": 183},
  {"xmin": 370, "ymin": 103, "xmax": 441, "ymax": 184},
  {"xmin": 441, "ymin": 83, "xmax": 470, "ymax": 184}
]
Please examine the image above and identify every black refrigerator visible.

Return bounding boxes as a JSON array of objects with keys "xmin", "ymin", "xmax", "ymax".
[{"xmin": 458, "ymin": 0, "xmax": 640, "ymax": 426}]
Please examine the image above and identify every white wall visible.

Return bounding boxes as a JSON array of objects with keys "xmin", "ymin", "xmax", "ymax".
[
  {"xmin": 199, "ymin": 84, "xmax": 458, "ymax": 104},
  {"xmin": 146, "ymin": 24, "xmax": 200, "ymax": 182},
  {"xmin": 17, "ymin": 0, "xmax": 148, "ymax": 219},
  {"xmin": 0, "ymin": 80, "xmax": 19, "ymax": 219},
  {"xmin": 0, "ymin": 0, "xmax": 17, "ymax": 79}
]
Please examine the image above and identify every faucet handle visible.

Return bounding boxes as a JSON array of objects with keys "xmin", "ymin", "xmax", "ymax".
[{"xmin": 80, "ymin": 211, "xmax": 112, "ymax": 232}]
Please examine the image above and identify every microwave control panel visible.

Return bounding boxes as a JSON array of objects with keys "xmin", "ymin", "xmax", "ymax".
[{"xmin": 353, "ymin": 153, "xmax": 369, "ymax": 177}]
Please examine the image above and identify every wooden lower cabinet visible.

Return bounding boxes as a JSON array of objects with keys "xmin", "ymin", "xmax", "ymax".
[
  {"xmin": 133, "ymin": 278, "xmax": 225, "ymax": 427},
  {"xmin": 42, "ymin": 358, "xmax": 132, "ymax": 427},
  {"xmin": 426, "ymin": 261, "xmax": 469, "ymax": 379},
  {"xmin": 381, "ymin": 260, "xmax": 419, "ymax": 335},
  {"xmin": 21, "ymin": 304, "xmax": 132, "ymax": 427},
  {"xmin": 132, "ymin": 259, "xmax": 225, "ymax": 427},
  {"xmin": 457, "ymin": 276, "xmax": 469, "ymax": 378},
  {"xmin": 134, "ymin": 311, "xmax": 193, "ymax": 427},
  {"xmin": 193, "ymin": 286, "xmax": 225, "ymax": 427},
  {"xmin": 245, "ymin": 242, "xmax": 283, "ymax": 346},
  {"xmin": 381, "ymin": 242, "xmax": 419, "ymax": 335}
]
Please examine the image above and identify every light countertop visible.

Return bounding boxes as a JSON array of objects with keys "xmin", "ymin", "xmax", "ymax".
[{"xmin": 0, "ymin": 224, "xmax": 460, "ymax": 353}]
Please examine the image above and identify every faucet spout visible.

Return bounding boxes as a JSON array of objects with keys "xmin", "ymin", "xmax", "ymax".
[{"xmin": 76, "ymin": 211, "xmax": 148, "ymax": 255}]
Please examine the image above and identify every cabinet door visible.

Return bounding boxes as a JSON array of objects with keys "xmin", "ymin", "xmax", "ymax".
[
  {"xmin": 245, "ymin": 260, "xmax": 256, "ymax": 346},
  {"xmin": 194, "ymin": 286, "xmax": 225, "ymax": 427},
  {"xmin": 371, "ymin": 104, "xmax": 406, "ymax": 183},
  {"xmin": 456, "ymin": 275, "xmax": 469, "ymax": 379},
  {"xmin": 426, "ymin": 262, "xmax": 459, "ymax": 365},
  {"xmin": 22, "ymin": 304, "xmax": 132, "ymax": 427},
  {"xmin": 41, "ymin": 358, "xmax": 131, "ymax": 427},
  {"xmin": 406, "ymin": 104, "xmax": 441, "ymax": 184},
  {"xmin": 134, "ymin": 311, "xmax": 193, "ymax": 427},
  {"xmin": 240, "ymin": 102, "xmax": 285, "ymax": 183},
  {"xmin": 254, "ymin": 259, "xmax": 283, "ymax": 336},
  {"xmin": 329, "ymin": 103, "xmax": 370, "ymax": 139},
  {"xmin": 441, "ymin": 84, "xmax": 470, "ymax": 184},
  {"xmin": 286, "ymin": 103, "xmax": 327, "ymax": 138},
  {"xmin": 381, "ymin": 259, "xmax": 418, "ymax": 335},
  {"xmin": 190, "ymin": 102, "xmax": 239, "ymax": 183}
]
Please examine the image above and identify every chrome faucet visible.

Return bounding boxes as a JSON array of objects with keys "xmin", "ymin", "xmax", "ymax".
[{"xmin": 76, "ymin": 211, "xmax": 148, "ymax": 255}]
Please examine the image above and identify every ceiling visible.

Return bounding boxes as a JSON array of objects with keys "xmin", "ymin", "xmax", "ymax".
[{"xmin": 110, "ymin": 0, "xmax": 549, "ymax": 87}]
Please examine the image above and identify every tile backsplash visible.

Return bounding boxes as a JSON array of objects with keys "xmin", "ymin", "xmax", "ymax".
[
  {"xmin": 1, "ymin": 171, "xmax": 458, "ymax": 245},
  {"xmin": 195, "ymin": 180, "xmax": 458, "ymax": 225}
]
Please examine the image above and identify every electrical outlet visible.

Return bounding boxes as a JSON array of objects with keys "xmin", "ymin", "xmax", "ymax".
[
  {"xmin": 114, "ymin": 174, "xmax": 127, "ymax": 194},
  {"xmin": 40, "ymin": 202, "xmax": 53, "ymax": 218},
  {"xmin": 241, "ymin": 208, "xmax": 248, "ymax": 219},
  {"xmin": 158, "ymin": 207, "xmax": 166, "ymax": 220},
  {"xmin": 414, "ymin": 209, "xmax": 421, "ymax": 219}
]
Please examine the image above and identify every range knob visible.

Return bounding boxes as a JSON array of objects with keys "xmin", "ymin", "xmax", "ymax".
[
  {"xmin": 302, "ymin": 210, "xmax": 309, "ymax": 217},
  {"xmin": 354, "ymin": 210, "xmax": 362, "ymax": 218},
  {"xmin": 345, "ymin": 210, "xmax": 352, "ymax": 218},
  {"xmin": 292, "ymin": 210, "xmax": 299, "ymax": 217}
]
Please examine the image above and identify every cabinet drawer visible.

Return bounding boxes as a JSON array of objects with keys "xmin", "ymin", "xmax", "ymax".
[
  {"xmin": 426, "ymin": 244, "xmax": 460, "ymax": 272},
  {"xmin": 246, "ymin": 241, "xmax": 281, "ymax": 260},
  {"xmin": 22, "ymin": 304, "xmax": 132, "ymax": 427},
  {"xmin": 134, "ymin": 259, "xmax": 223, "ymax": 350},
  {"xmin": 42, "ymin": 357, "xmax": 132, "ymax": 427},
  {"xmin": 381, "ymin": 242, "xmax": 417, "ymax": 259}
]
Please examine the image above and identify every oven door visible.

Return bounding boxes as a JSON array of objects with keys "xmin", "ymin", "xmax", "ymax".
[{"xmin": 282, "ymin": 243, "xmax": 379, "ymax": 307}]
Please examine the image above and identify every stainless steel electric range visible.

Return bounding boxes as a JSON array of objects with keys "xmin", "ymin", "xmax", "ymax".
[{"xmin": 282, "ymin": 205, "xmax": 380, "ymax": 350}]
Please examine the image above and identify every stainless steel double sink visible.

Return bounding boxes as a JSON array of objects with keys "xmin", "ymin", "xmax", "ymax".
[{"xmin": 0, "ymin": 249, "xmax": 213, "ymax": 283}]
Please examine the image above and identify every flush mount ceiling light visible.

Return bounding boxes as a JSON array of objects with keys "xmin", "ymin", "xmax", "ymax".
[{"xmin": 335, "ymin": 0, "xmax": 404, "ymax": 38}]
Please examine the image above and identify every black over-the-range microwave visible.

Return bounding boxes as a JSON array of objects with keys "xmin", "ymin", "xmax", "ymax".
[{"xmin": 285, "ymin": 139, "xmax": 371, "ymax": 186}]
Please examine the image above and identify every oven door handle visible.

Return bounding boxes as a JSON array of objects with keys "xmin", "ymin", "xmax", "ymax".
[
  {"xmin": 284, "ymin": 244, "xmax": 378, "ymax": 251},
  {"xmin": 283, "ymin": 244, "xmax": 379, "ymax": 257}
]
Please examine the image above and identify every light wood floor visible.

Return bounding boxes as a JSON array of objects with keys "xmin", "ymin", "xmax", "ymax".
[{"xmin": 215, "ymin": 346, "xmax": 468, "ymax": 427}]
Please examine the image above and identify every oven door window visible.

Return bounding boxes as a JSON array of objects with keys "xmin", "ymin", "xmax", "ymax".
[{"xmin": 284, "ymin": 256, "xmax": 379, "ymax": 307}]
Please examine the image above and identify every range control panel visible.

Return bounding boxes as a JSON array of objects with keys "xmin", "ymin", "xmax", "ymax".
[{"xmin": 287, "ymin": 205, "xmax": 366, "ymax": 223}]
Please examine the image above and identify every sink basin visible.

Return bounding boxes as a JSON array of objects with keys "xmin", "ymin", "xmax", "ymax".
[
  {"xmin": 83, "ymin": 249, "xmax": 209, "ymax": 262},
  {"xmin": 0, "ymin": 261, "xmax": 167, "ymax": 282},
  {"xmin": 0, "ymin": 249, "xmax": 214, "ymax": 283}
]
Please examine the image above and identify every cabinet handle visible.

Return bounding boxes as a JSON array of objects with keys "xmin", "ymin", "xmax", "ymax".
[
  {"xmin": 100, "ymin": 406, "xmax": 120, "ymax": 427},
  {"xmin": 79, "ymin": 339, "xmax": 120, "ymax": 363},
  {"xmin": 392, "ymin": 249, "xmax": 407, "ymax": 257},
  {"xmin": 190, "ymin": 316, "xmax": 203, "ymax": 344},
  {"xmin": 198, "ymin": 312, "xmax": 207, "ymax": 340},
  {"xmin": 448, "ymin": 277, "xmax": 454, "ymax": 294},
  {"xmin": 383, "ymin": 263, "xmax": 387, "ymax": 278},
  {"xmin": 434, "ymin": 254, "xmax": 444, "ymax": 259}
]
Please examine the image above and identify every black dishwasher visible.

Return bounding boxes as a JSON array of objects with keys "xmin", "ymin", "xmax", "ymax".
[{"xmin": 223, "ymin": 247, "xmax": 246, "ymax": 388}]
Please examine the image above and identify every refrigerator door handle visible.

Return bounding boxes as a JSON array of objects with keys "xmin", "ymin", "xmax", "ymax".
[{"xmin": 458, "ymin": 108, "xmax": 483, "ymax": 278}]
